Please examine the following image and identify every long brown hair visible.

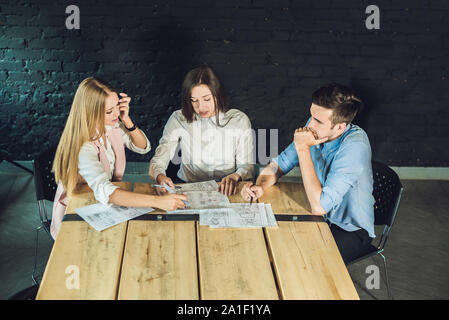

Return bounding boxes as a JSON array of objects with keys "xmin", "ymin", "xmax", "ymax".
[
  {"xmin": 181, "ymin": 65, "xmax": 230, "ymax": 126},
  {"xmin": 53, "ymin": 77, "xmax": 116, "ymax": 195}
]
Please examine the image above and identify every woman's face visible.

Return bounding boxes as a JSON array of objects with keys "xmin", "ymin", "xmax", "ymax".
[
  {"xmin": 104, "ymin": 91, "xmax": 120, "ymax": 126},
  {"xmin": 190, "ymin": 84, "xmax": 216, "ymax": 118}
]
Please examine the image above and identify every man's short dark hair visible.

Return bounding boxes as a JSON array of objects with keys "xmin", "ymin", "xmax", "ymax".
[{"xmin": 312, "ymin": 83, "xmax": 364, "ymax": 125}]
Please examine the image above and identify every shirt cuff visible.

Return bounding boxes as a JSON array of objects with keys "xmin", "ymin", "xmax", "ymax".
[
  {"xmin": 149, "ymin": 166, "xmax": 166, "ymax": 182},
  {"xmin": 235, "ymin": 165, "xmax": 254, "ymax": 181},
  {"xmin": 319, "ymin": 186, "xmax": 341, "ymax": 214},
  {"xmin": 271, "ymin": 143, "xmax": 298, "ymax": 175},
  {"xmin": 128, "ymin": 135, "xmax": 151, "ymax": 154},
  {"xmin": 95, "ymin": 182, "xmax": 119, "ymax": 206}
]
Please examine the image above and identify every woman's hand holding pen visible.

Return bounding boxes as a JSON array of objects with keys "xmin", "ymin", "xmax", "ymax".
[
  {"xmin": 156, "ymin": 193, "xmax": 188, "ymax": 211},
  {"xmin": 241, "ymin": 182, "xmax": 264, "ymax": 202}
]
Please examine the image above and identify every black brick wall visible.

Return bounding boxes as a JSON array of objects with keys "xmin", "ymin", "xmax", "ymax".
[{"xmin": 1, "ymin": 0, "xmax": 448, "ymax": 166}]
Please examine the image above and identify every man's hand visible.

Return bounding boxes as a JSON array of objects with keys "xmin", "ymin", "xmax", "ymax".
[
  {"xmin": 241, "ymin": 182, "xmax": 264, "ymax": 202},
  {"xmin": 217, "ymin": 173, "xmax": 241, "ymax": 196},
  {"xmin": 294, "ymin": 127, "xmax": 328, "ymax": 152}
]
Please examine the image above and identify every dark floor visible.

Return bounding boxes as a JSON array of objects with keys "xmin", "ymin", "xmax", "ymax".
[{"xmin": 0, "ymin": 160, "xmax": 448, "ymax": 300}]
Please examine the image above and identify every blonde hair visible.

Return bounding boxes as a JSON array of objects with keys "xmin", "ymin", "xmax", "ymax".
[{"xmin": 53, "ymin": 77, "xmax": 116, "ymax": 196}]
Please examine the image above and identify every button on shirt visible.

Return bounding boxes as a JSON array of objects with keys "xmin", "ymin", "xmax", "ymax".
[
  {"xmin": 78, "ymin": 122, "xmax": 151, "ymax": 205},
  {"xmin": 149, "ymin": 109, "xmax": 255, "ymax": 183},
  {"xmin": 273, "ymin": 120, "xmax": 375, "ymax": 238}
]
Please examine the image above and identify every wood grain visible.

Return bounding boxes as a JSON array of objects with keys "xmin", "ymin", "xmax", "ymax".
[
  {"xmin": 197, "ymin": 182, "xmax": 279, "ymax": 300},
  {"xmin": 262, "ymin": 182, "xmax": 359, "ymax": 300},
  {"xmin": 117, "ymin": 183, "xmax": 198, "ymax": 299},
  {"xmin": 36, "ymin": 182, "xmax": 132, "ymax": 300}
]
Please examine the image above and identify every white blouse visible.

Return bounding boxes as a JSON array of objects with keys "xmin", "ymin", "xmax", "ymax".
[
  {"xmin": 149, "ymin": 109, "xmax": 255, "ymax": 183},
  {"xmin": 78, "ymin": 122, "xmax": 151, "ymax": 205}
]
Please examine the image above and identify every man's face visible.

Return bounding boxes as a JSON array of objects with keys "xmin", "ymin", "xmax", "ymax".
[{"xmin": 307, "ymin": 103, "xmax": 344, "ymax": 141}]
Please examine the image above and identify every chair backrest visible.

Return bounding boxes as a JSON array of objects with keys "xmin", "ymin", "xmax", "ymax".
[
  {"xmin": 33, "ymin": 146, "xmax": 58, "ymax": 202},
  {"xmin": 372, "ymin": 160, "xmax": 403, "ymax": 227},
  {"xmin": 372, "ymin": 160, "xmax": 403, "ymax": 250},
  {"xmin": 166, "ymin": 143, "xmax": 182, "ymax": 181}
]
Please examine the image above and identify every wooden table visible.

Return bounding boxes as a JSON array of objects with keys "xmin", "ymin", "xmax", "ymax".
[{"xmin": 36, "ymin": 181, "xmax": 359, "ymax": 300}]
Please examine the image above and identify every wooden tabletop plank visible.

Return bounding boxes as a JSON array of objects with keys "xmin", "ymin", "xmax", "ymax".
[
  {"xmin": 197, "ymin": 226, "xmax": 279, "ymax": 300},
  {"xmin": 65, "ymin": 182, "xmax": 132, "ymax": 214},
  {"xmin": 263, "ymin": 182, "xmax": 359, "ymax": 300},
  {"xmin": 197, "ymin": 182, "xmax": 279, "ymax": 300},
  {"xmin": 117, "ymin": 183, "xmax": 198, "ymax": 299},
  {"xmin": 36, "ymin": 181, "xmax": 132, "ymax": 300},
  {"xmin": 259, "ymin": 181, "xmax": 311, "ymax": 214}
]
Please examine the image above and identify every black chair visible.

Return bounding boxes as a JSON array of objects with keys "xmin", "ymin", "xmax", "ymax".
[
  {"xmin": 7, "ymin": 147, "xmax": 57, "ymax": 300},
  {"xmin": 347, "ymin": 160, "xmax": 403, "ymax": 300},
  {"xmin": 0, "ymin": 149, "xmax": 34, "ymax": 174},
  {"xmin": 31, "ymin": 146, "xmax": 57, "ymax": 285},
  {"xmin": 165, "ymin": 144, "xmax": 182, "ymax": 183},
  {"xmin": 8, "ymin": 284, "xmax": 40, "ymax": 300}
]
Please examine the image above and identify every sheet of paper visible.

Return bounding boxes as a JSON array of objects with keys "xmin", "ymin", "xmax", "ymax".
[
  {"xmin": 75, "ymin": 203, "xmax": 153, "ymax": 231},
  {"xmin": 224, "ymin": 203, "xmax": 269, "ymax": 228},
  {"xmin": 175, "ymin": 180, "xmax": 219, "ymax": 192},
  {"xmin": 199, "ymin": 203, "xmax": 278, "ymax": 228},
  {"xmin": 168, "ymin": 190, "xmax": 230, "ymax": 213},
  {"xmin": 264, "ymin": 203, "xmax": 278, "ymax": 227},
  {"xmin": 199, "ymin": 208, "xmax": 234, "ymax": 227}
]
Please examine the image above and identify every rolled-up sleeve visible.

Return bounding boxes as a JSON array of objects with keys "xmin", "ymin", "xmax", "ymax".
[
  {"xmin": 148, "ymin": 112, "xmax": 182, "ymax": 180},
  {"xmin": 320, "ymin": 142, "xmax": 370, "ymax": 214},
  {"xmin": 119, "ymin": 123, "xmax": 151, "ymax": 154},
  {"xmin": 78, "ymin": 143, "xmax": 118, "ymax": 206},
  {"xmin": 272, "ymin": 142, "xmax": 298, "ymax": 175}
]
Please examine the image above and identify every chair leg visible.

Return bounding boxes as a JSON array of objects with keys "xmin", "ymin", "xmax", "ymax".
[
  {"xmin": 379, "ymin": 252, "xmax": 393, "ymax": 300},
  {"xmin": 32, "ymin": 226, "xmax": 42, "ymax": 286}
]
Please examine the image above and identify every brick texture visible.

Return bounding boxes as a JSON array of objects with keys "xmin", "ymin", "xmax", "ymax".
[{"xmin": 1, "ymin": 0, "xmax": 448, "ymax": 166}]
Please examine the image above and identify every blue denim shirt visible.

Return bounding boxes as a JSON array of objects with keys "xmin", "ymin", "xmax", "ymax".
[{"xmin": 273, "ymin": 121, "xmax": 375, "ymax": 238}]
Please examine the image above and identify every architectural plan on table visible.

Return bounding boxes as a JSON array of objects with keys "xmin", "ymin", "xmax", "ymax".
[
  {"xmin": 167, "ymin": 190, "xmax": 230, "ymax": 213},
  {"xmin": 200, "ymin": 203, "xmax": 278, "ymax": 228},
  {"xmin": 175, "ymin": 180, "xmax": 219, "ymax": 192},
  {"xmin": 75, "ymin": 203, "xmax": 153, "ymax": 231}
]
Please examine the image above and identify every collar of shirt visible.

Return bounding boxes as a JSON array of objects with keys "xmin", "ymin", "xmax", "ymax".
[
  {"xmin": 95, "ymin": 123, "xmax": 120, "ymax": 147},
  {"xmin": 193, "ymin": 111, "xmax": 229, "ymax": 126},
  {"xmin": 105, "ymin": 122, "xmax": 120, "ymax": 131}
]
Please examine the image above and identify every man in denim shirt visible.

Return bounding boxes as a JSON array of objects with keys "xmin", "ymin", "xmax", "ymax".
[{"xmin": 241, "ymin": 83, "xmax": 375, "ymax": 264}]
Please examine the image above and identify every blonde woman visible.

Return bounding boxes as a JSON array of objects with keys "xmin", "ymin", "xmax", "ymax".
[{"xmin": 51, "ymin": 77, "xmax": 187, "ymax": 239}]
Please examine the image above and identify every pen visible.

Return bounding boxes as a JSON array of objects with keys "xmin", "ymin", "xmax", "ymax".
[
  {"xmin": 160, "ymin": 183, "xmax": 190, "ymax": 207},
  {"xmin": 249, "ymin": 183, "xmax": 254, "ymax": 206},
  {"xmin": 152, "ymin": 184, "xmax": 182, "ymax": 189}
]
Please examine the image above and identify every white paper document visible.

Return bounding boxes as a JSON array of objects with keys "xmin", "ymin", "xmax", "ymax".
[
  {"xmin": 264, "ymin": 203, "xmax": 278, "ymax": 227},
  {"xmin": 75, "ymin": 203, "xmax": 153, "ymax": 231},
  {"xmin": 200, "ymin": 203, "xmax": 278, "ymax": 228},
  {"xmin": 176, "ymin": 180, "xmax": 219, "ymax": 192},
  {"xmin": 168, "ymin": 190, "xmax": 230, "ymax": 213}
]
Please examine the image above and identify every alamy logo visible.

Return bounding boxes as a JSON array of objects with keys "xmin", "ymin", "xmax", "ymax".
[
  {"xmin": 365, "ymin": 5, "xmax": 380, "ymax": 30},
  {"xmin": 365, "ymin": 265, "xmax": 380, "ymax": 290},
  {"xmin": 65, "ymin": 265, "xmax": 80, "ymax": 290},
  {"xmin": 65, "ymin": 5, "xmax": 80, "ymax": 30}
]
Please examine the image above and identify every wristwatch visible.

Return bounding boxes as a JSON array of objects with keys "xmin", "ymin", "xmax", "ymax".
[{"xmin": 125, "ymin": 123, "xmax": 137, "ymax": 132}]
